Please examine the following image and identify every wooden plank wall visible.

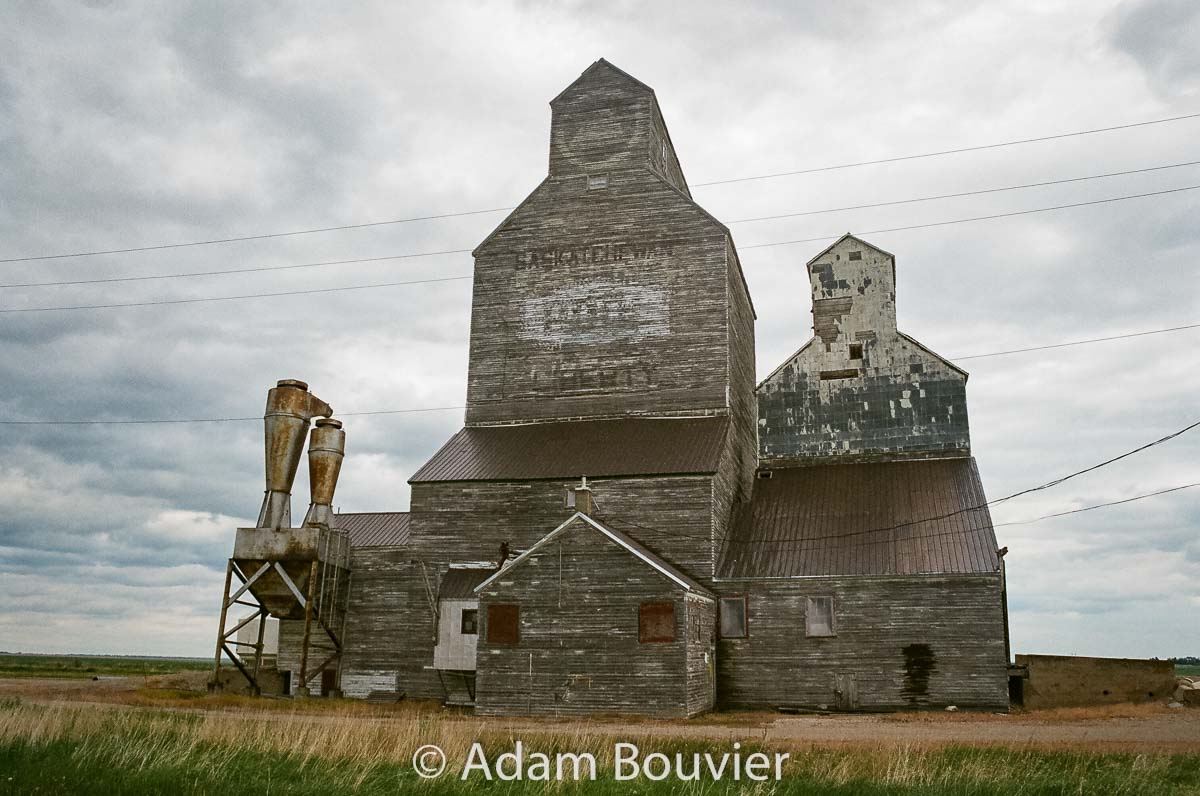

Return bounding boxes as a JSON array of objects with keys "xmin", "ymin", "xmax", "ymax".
[
  {"xmin": 474, "ymin": 519, "xmax": 713, "ymax": 718},
  {"xmin": 714, "ymin": 573, "xmax": 1009, "ymax": 710}
]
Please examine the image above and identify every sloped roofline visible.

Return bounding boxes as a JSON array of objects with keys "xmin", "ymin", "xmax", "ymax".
[
  {"xmin": 898, "ymin": 331, "xmax": 970, "ymax": 379},
  {"xmin": 805, "ymin": 233, "xmax": 896, "ymax": 267},
  {"xmin": 474, "ymin": 511, "xmax": 713, "ymax": 597},
  {"xmin": 550, "ymin": 58, "xmax": 655, "ymax": 106},
  {"xmin": 756, "ymin": 336, "xmax": 816, "ymax": 390}
]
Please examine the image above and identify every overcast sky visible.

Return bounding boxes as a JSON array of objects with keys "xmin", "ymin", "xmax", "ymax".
[{"xmin": 1, "ymin": 0, "xmax": 1196, "ymax": 659}]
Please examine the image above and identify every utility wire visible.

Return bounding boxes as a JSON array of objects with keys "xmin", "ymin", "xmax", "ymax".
[
  {"xmin": 4, "ymin": 111, "xmax": 1199, "ymax": 264},
  {"xmin": 738, "ymin": 184, "xmax": 1200, "ymax": 250},
  {"xmin": 993, "ymin": 484, "xmax": 1200, "ymax": 527},
  {"xmin": 692, "ymin": 111, "xmax": 1200, "ymax": 187},
  {"xmin": 0, "ymin": 249, "xmax": 473, "ymax": 289},
  {"xmin": 603, "ymin": 482, "xmax": 1199, "ymax": 553},
  {"xmin": 2, "ymin": 329, "xmax": 1198, "ymax": 425},
  {"xmin": 0, "ymin": 208, "xmax": 510, "ymax": 265},
  {"xmin": 724, "ymin": 160, "xmax": 1200, "ymax": 224},
  {"xmin": 602, "ymin": 419, "xmax": 1199, "ymax": 547},
  {"xmin": 949, "ymin": 323, "xmax": 1200, "ymax": 361},
  {"xmin": 9, "ymin": 160, "xmax": 1200, "ymax": 290},
  {"xmin": 5, "ymin": 183, "xmax": 1198, "ymax": 312},
  {"xmin": 0, "ymin": 275, "xmax": 472, "ymax": 314}
]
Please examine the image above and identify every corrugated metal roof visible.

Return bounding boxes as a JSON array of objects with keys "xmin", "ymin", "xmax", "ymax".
[
  {"xmin": 333, "ymin": 512, "xmax": 411, "ymax": 548},
  {"xmin": 410, "ymin": 417, "xmax": 729, "ymax": 483},
  {"xmin": 439, "ymin": 567, "xmax": 495, "ymax": 599},
  {"xmin": 716, "ymin": 458, "xmax": 999, "ymax": 578}
]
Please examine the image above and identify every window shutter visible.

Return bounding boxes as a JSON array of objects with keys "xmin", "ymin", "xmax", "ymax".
[
  {"xmin": 487, "ymin": 604, "xmax": 520, "ymax": 645},
  {"xmin": 639, "ymin": 602, "xmax": 675, "ymax": 643}
]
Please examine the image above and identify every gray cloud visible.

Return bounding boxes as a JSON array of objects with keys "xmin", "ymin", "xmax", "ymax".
[{"xmin": 0, "ymin": 0, "xmax": 1196, "ymax": 658}]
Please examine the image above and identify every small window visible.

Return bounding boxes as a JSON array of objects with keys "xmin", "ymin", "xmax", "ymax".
[
  {"xmin": 587, "ymin": 174, "xmax": 609, "ymax": 191},
  {"xmin": 848, "ymin": 250, "xmax": 862, "ymax": 261},
  {"xmin": 719, "ymin": 597, "xmax": 747, "ymax": 639},
  {"xmin": 849, "ymin": 344, "xmax": 863, "ymax": 360},
  {"xmin": 461, "ymin": 608, "xmax": 478, "ymax": 635},
  {"xmin": 639, "ymin": 602, "xmax": 675, "ymax": 643},
  {"xmin": 756, "ymin": 470, "xmax": 773, "ymax": 480},
  {"xmin": 806, "ymin": 596, "xmax": 835, "ymax": 637},
  {"xmin": 487, "ymin": 604, "xmax": 519, "ymax": 645},
  {"xmin": 565, "ymin": 488, "xmax": 577, "ymax": 509}
]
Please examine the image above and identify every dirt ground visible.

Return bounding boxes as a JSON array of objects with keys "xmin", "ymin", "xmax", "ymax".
[{"xmin": 3, "ymin": 675, "xmax": 1198, "ymax": 753}]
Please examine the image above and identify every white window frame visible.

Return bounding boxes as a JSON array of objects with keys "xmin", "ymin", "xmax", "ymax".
[{"xmin": 805, "ymin": 596, "xmax": 836, "ymax": 637}]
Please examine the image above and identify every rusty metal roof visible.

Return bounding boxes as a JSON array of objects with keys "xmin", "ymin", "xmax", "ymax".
[
  {"xmin": 716, "ymin": 458, "xmax": 999, "ymax": 578},
  {"xmin": 333, "ymin": 512, "xmax": 411, "ymax": 548},
  {"xmin": 439, "ymin": 567, "xmax": 495, "ymax": 599},
  {"xmin": 410, "ymin": 417, "xmax": 729, "ymax": 483}
]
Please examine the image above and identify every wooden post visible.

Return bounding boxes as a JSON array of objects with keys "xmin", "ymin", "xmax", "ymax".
[
  {"xmin": 208, "ymin": 560, "xmax": 234, "ymax": 693},
  {"xmin": 250, "ymin": 606, "xmax": 267, "ymax": 696},
  {"xmin": 296, "ymin": 559, "xmax": 319, "ymax": 697}
]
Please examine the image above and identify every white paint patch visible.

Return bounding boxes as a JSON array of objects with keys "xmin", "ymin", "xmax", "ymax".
[{"xmin": 520, "ymin": 281, "xmax": 669, "ymax": 345}]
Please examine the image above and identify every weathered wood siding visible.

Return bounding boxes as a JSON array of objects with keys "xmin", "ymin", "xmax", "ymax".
[
  {"xmin": 467, "ymin": 62, "xmax": 745, "ymax": 426},
  {"xmin": 715, "ymin": 574, "xmax": 1008, "ymax": 710},
  {"xmin": 684, "ymin": 594, "xmax": 717, "ymax": 715},
  {"xmin": 474, "ymin": 518, "xmax": 713, "ymax": 718}
]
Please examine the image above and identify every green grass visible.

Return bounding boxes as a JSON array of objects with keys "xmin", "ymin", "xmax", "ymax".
[
  {"xmin": 1, "ymin": 700, "xmax": 1197, "ymax": 795},
  {"xmin": 0, "ymin": 653, "xmax": 209, "ymax": 679},
  {"xmin": 1177, "ymin": 664, "xmax": 1200, "ymax": 677}
]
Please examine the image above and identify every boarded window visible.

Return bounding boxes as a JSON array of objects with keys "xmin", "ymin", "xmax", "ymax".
[
  {"xmin": 806, "ymin": 596, "xmax": 835, "ymax": 637},
  {"xmin": 820, "ymin": 369, "xmax": 860, "ymax": 380},
  {"xmin": 587, "ymin": 174, "xmax": 609, "ymax": 191},
  {"xmin": 848, "ymin": 250, "xmax": 863, "ymax": 261},
  {"xmin": 639, "ymin": 602, "xmax": 675, "ymax": 643},
  {"xmin": 719, "ymin": 596, "xmax": 747, "ymax": 638},
  {"xmin": 487, "ymin": 604, "xmax": 519, "ymax": 645},
  {"xmin": 849, "ymin": 343, "xmax": 863, "ymax": 360},
  {"xmin": 461, "ymin": 608, "xmax": 478, "ymax": 635}
]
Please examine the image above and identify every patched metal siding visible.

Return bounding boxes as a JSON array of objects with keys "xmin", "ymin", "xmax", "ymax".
[{"xmin": 717, "ymin": 458, "xmax": 999, "ymax": 578}]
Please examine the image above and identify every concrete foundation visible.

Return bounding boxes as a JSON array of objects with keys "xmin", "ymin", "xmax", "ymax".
[{"xmin": 1016, "ymin": 654, "xmax": 1177, "ymax": 709}]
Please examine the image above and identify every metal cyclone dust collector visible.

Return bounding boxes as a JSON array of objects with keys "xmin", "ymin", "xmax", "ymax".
[
  {"xmin": 211, "ymin": 379, "xmax": 351, "ymax": 697},
  {"xmin": 258, "ymin": 379, "xmax": 332, "ymax": 530}
]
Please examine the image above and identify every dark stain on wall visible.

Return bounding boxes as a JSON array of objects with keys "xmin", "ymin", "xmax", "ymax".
[{"xmin": 902, "ymin": 643, "xmax": 937, "ymax": 703}]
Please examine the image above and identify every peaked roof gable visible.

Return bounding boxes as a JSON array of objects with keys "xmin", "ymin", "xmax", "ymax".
[
  {"xmin": 474, "ymin": 512, "xmax": 713, "ymax": 597},
  {"xmin": 550, "ymin": 58, "xmax": 655, "ymax": 106},
  {"xmin": 806, "ymin": 233, "xmax": 896, "ymax": 268}
]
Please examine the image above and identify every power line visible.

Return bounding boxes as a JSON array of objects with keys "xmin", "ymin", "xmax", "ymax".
[
  {"xmin": 0, "ymin": 208, "xmax": 510, "ymax": 265},
  {"xmin": 5, "ymin": 183, "xmax": 1199, "ymax": 313},
  {"xmin": 993, "ymin": 483, "xmax": 1200, "ymax": 527},
  {"xmin": 0, "ymin": 249, "xmax": 473, "ymax": 289},
  {"xmin": 949, "ymin": 323, "xmax": 1200, "ymax": 361},
  {"xmin": 725, "ymin": 160, "xmax": 1200, "ymax": 224},
  {"xmin": 604, "ymin": 419, "xmax": 1199, "ymax": 547},
  {"xmin": 0, "ymin": 405, "xmax": 468, "ymax": 426},
  {"xmin": 692, "ymin": 111, "xmax": 1200, "ymax": 187},
  {"xmin": 10, "ymin": 160, "xmax": 1200, "ymax": 291},
  {"xmin": 1, "ymin": 327, "xmax": 1197, "ymax": 425},
  {"xmin": 738, "ymin": 184, "xmax": 1200, "ymax": 250},
  {"xmin": 4, "ymin": 111, "xmax": 1199, "ymax": 264},
  {"xmin": 0, "ymin": 275, "xmax": 471, "ymax": 314}
]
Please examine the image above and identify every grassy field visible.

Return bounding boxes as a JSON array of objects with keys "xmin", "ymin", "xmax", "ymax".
[
  {"xmin": 0, "ymin": 653, "xmax": 209, "ymax": 679},
  {"xmin": 1, "ymin": 697, "xmax": 1197, "ymax": 795},
  {"xmin": 1178, "ymin": 665, "xmax": 1200, "ymax": 677}
]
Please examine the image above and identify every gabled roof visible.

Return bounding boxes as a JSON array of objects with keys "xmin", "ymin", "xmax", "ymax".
[
  {"xmin": 898, "ymin": 331, "xmax": 970, "ymax": 379},
  {"xmin": 716, "ymin": 458, "xmax": 1000, "ymax": 579},
  {"xmin": 475, "ymin": 512, "xmax": 713, "ymax": 597},
  {"xmin": 806, "ymin": 233, "xmax": 896, "ymax": 267},
  {"xmin": 550, "ymin": 58, "xmax": 655, "ymax": 106},
  {"xmin": 333, "ymin": 512, "xmax": 410, "ymax": 547},
  {"xmin": 409, "ymin": 416, "xmax": 729, "ymax": 483}
]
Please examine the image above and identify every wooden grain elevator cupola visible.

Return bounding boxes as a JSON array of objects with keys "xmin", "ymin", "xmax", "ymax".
[{"xmin": 548, "ymin": 59, "xmax": 690, "ymax": 196}]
